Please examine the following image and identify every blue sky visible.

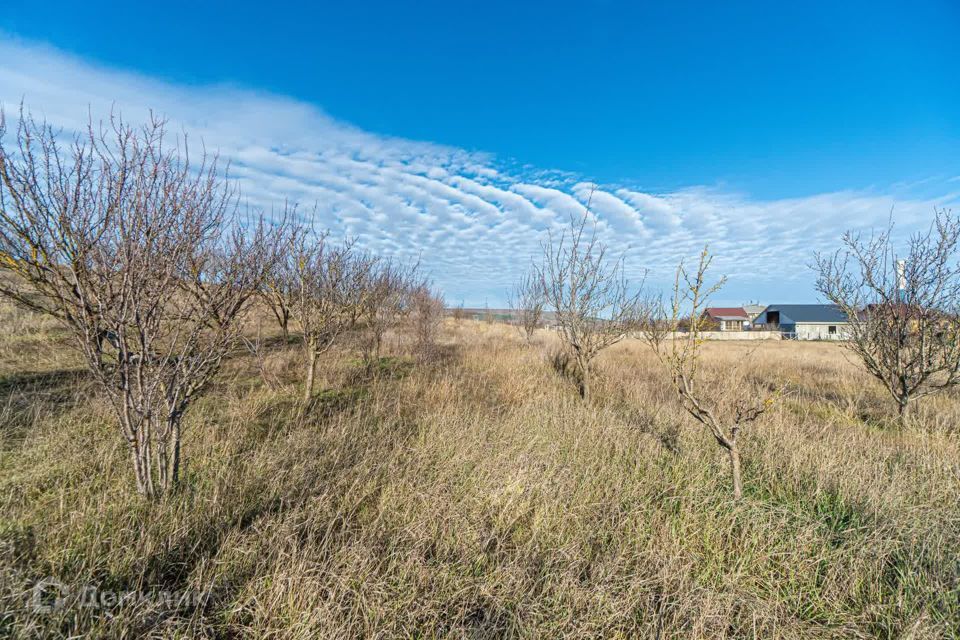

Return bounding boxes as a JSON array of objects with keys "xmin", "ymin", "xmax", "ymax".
[{"xmin": 1, "ymin": 1, "xmax": 959, "ymax": 305}]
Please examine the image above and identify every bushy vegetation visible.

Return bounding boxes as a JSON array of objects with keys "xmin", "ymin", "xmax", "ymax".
[{"xmin": 1, "ymin": 304, "xmax": 958, "ymax": 638}]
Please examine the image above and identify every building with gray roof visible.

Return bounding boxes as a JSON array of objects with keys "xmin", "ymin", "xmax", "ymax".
[{"xmin": 754, "ymin": 304, "xmax": 849, "ymax": 340}]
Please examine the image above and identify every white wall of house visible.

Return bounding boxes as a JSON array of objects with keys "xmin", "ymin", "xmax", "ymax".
[
  {"xmin": 719, "ymin": 319, "xmax": 747, "ymax": 331},
  {"xmin": 793, "ymin": 323, "xmax": 849, "ymax": 340}
]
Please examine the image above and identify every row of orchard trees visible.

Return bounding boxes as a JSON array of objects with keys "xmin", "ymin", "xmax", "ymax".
[
  {"xmin": 2, "ymin": 106, "xmax": 958, "ymax": 503},
  {"xmin": 256, "ymin": 222, "xmax": 439, "ymax": 403},
  {"xmin": 512, "ymin": 203, "xmax": 775, "ymax": 500},
  {"xmin": 516, "ymin": 193, "xmax": 960, "ymax": 500},
  {"xmin": 0, "ymin": 109, "xmax": 442, "ymax": 499}
]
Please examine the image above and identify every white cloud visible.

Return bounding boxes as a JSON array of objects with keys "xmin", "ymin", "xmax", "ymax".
[
  {"xmin": 616, "ymin": 189, "xmax": 681, "ymax": 231},
  {"xmin": 0, "ymin": 36, "xmax": 956, "ymax": 306},
  {"xmin": 572, "ymin": 182, "xmax": 649, "ymax": 238}
]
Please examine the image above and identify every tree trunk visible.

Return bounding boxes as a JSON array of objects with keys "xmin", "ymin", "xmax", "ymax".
[
  {"xmin": 133, "ymin": 440, "xmax": 157, "ymax": 499},
  {"xmin": 728, "ymin": 445, "xmax": 743, "ymax": 500},
  {"xmin": 578, "ymin": 360, "xmax": 590, "ymax": 401},
  {"xmin": 157, "ymin": 436, "xmax": 168, "ymax": 492},
  {"xmin": 121, "ymin": 401, "xmax": 155, "ymax": 498},
  {"xmin": 130, "ymin": 439, "xmax": 149, "ymax": 497},
  {"xmin": 897, "ymin": 396, "xmax": 909, "ymax": 427},
  {"xmin": 141, "ymin": 420, "xmax": 155, "ymax": 498},
  {"xmin": 165, "ymin": 416, "xmax": 182, "ymax": 493},
  {"xmin": 303, "ymin": 347, "xmax": 317, "ymax": 404},
  {"xmin": 270, "ymin": 305, "xmax": 290, "ymax": 343}
]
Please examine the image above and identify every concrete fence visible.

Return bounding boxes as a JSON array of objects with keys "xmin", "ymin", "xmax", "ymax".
[{"xmin": 646, "ymin": 331, "xmax": 783, "ymax": 341}]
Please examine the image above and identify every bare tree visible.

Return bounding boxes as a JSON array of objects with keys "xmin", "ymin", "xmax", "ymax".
[
  {"xmin": 286, "ymin": 231, "xmax": 375, "ymax": 403},
  {"xmin": 815, "ymin": 210, "xmax": 960, "ymax": 422},
  {"xmin": 359, "ymin": 257, "xmax": 418, "ymax": 366},
  {"xmin": 536, "ymin": 207, "xmax": 645, "ymax": 401},
  {"xmin": 260, "ymin": 209, "xmax": 305, "ymax": 343},
  {"xmin": 643, "ymin": 247, "xmax": 776, "ymax": 500},
  {"xmin": 451, "ymin": 302, "xmax": 466, "ymax": 324},
  {"xmin": 408, "ymin": 283, "xmax": 445, "ymax": 360},
  {"xmin": 0, "ymin": 109, "xmax": 277, "ymax": 498},
  {"xmin": 508, "ymin": 268, "xmax": 544, "ymax": 344}
]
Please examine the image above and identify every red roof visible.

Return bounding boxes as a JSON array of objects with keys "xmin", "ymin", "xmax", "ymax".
[{"xmin": 704, "ymin": 307, "xmax": 749, "ymax": 319}]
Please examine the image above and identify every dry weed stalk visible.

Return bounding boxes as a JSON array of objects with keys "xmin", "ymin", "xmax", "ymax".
[{"xmin": 241, "ymin": 318, "xmax": 283, "ymax": 391}]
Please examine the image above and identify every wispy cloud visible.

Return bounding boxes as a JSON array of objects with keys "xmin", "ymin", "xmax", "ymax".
[{"xmin": 1, "ymin": 36, "xmax": 955, "ymax": 305}]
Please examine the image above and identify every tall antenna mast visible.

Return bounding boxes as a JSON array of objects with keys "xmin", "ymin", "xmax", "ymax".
[{"xmin": 896, "ymin": 259, "xmax": 906, "ymax": 301}]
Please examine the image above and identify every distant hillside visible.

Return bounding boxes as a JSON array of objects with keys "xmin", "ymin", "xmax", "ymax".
[{"xmin": 446, "ymin": 307, "xmax": 558, "ymax": 324}]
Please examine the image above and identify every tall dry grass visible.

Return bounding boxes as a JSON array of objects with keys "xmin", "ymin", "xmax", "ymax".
[{"xmin": 1, "ymin": 304, "xmax": 958, "ymax": 638}]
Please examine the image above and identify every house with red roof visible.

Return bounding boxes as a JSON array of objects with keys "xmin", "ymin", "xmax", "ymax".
[{"xmin": 702, "ymin": 307, "xmax": 750, "ymax": 331}]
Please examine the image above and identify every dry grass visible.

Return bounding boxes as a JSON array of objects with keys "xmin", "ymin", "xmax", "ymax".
[{"xmin": 1, "ymin": 305, "xmax": 958, "ymax": 638}]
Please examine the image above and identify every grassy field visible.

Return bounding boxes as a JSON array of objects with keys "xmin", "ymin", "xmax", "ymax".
[{"xmin": 1, "ymin": 304, "xmax": 958, "ymax": 638}]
